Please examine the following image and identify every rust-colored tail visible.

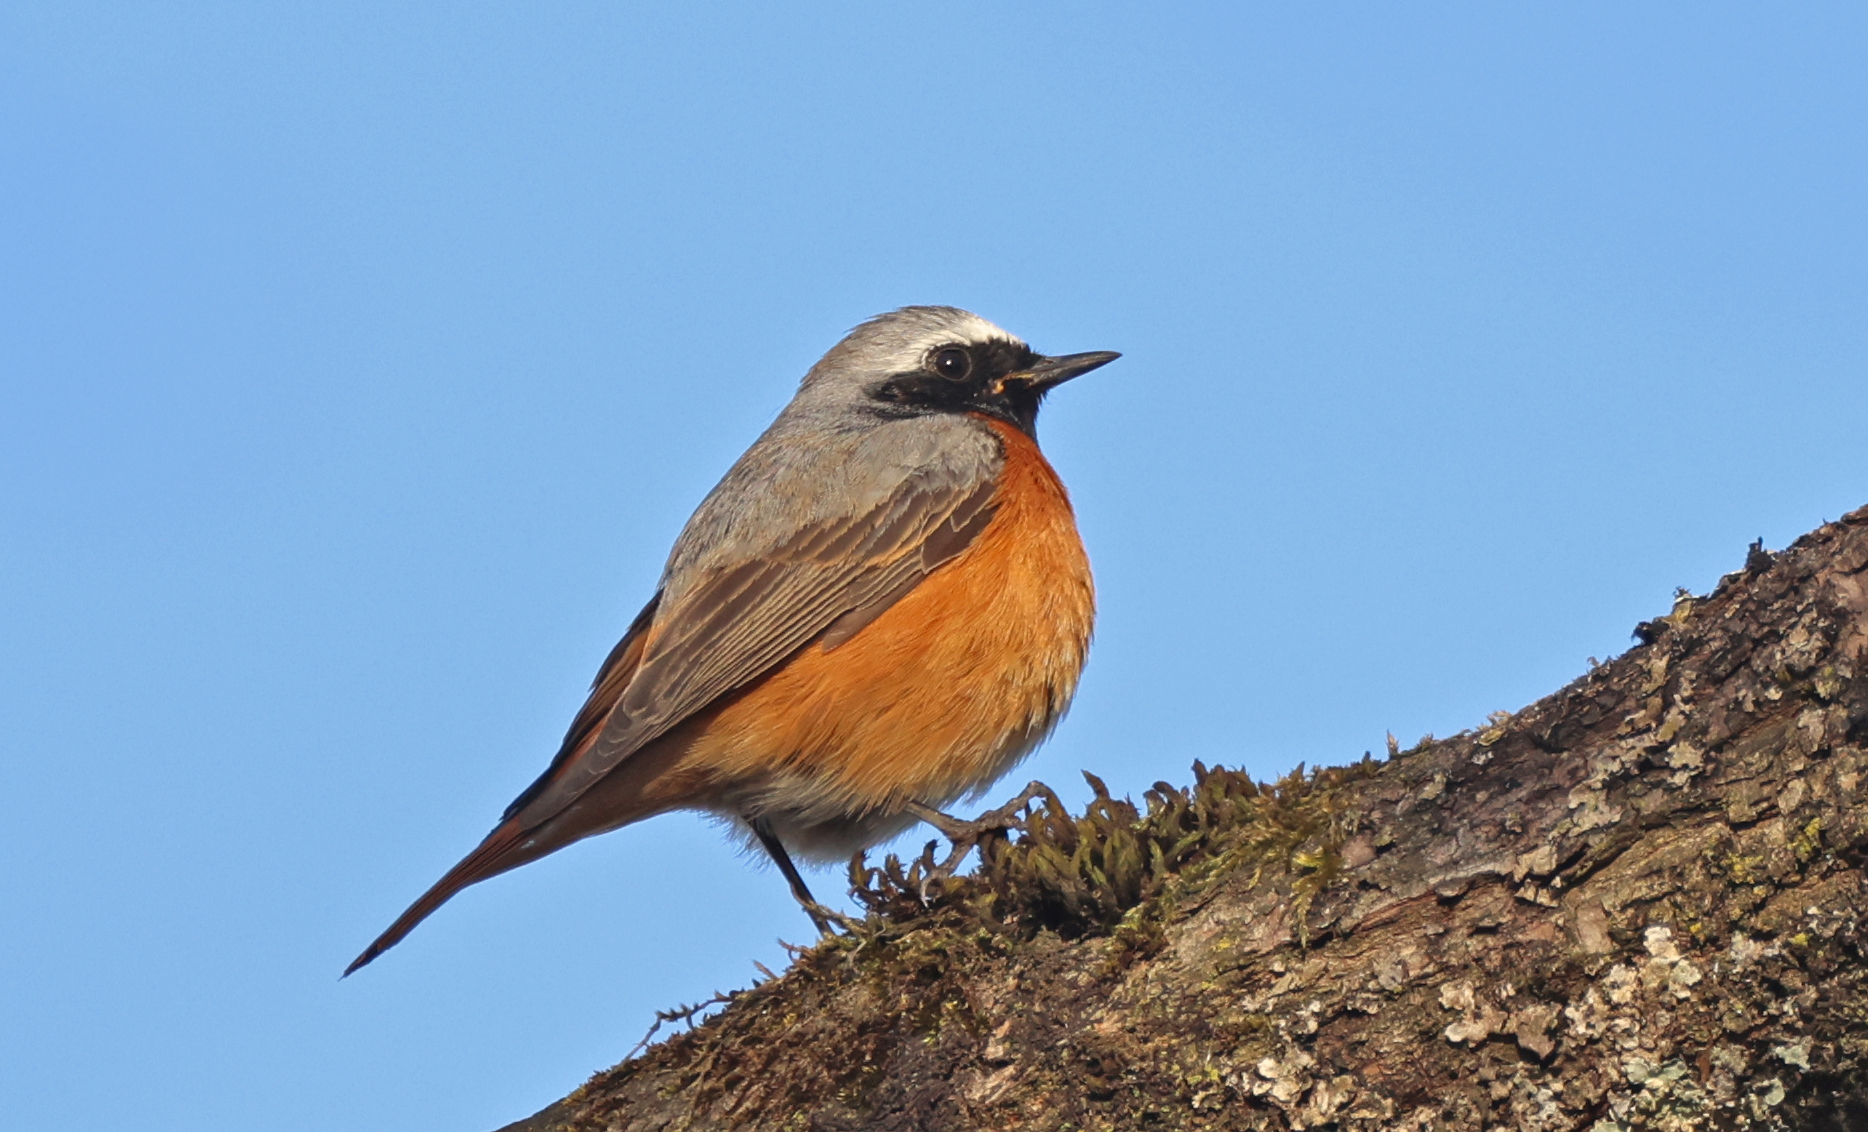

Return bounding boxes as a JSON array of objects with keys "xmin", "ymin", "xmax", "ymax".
[{"xmin": 344, "ymin": 821, "xmax": 534, "ymax": 976}]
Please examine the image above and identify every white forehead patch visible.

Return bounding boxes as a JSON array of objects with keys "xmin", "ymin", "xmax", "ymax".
[
  {"xmin": 931, "ymin": 311, "xmax": 1022, "ymax": 350},
  {"xmin": 796, "ymin": 306, "xmax": 1032, "ymax": 396},
  {"xmin": 862, "ymin": 307, "xmax": 1026, "ymax": 366}
]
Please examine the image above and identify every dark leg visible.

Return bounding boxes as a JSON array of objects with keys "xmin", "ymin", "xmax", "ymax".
[{"xmin": 750, "ymin": 818, "xmax": 851, "ymax": 935}]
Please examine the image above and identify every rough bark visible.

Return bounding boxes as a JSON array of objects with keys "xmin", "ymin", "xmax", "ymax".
[{"xmin": 498, "ymin": 505, "xmax": 1868, "ymax": 1132}]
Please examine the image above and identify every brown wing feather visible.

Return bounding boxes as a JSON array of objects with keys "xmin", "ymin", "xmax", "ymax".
[
  {"xmin": 498, "ymin": 592, "xmax": 661, "ymax": 823},
  {"xmin": 507, "ymin": 472, "xmax": 999, "ymax": 829},
  {"xmin": 345, "ymin": 470, "xmax": 1000, "ymax": 975}
]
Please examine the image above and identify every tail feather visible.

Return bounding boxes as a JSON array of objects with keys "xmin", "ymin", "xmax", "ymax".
[{"xmin": 344, "ymin": 821, "xmax": 534, "ymax": 976}]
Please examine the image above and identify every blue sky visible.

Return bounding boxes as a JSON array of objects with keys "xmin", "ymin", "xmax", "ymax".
[{"xmin": 4, "ymin": 4, "xmax": 1865, "ymax": 1129}]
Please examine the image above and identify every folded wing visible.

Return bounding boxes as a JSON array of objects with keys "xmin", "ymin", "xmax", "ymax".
[
  {"xmin": 512, "ymin": 469, "xmax": 1000, "ymax": 829},
  {"xmin": 345, "ymin": 462, "xmax": 999, "ymax": 974}
]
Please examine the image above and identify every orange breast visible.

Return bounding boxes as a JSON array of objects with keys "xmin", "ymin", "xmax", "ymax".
[{"xmin": 680, "ymin": 417, "xmax": 1095, "ymax": 829}]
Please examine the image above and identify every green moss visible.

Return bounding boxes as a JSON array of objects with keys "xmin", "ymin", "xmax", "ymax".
[{"xmin": 847, "ymin": 759, "xmax": 1374, "ymax": 947}]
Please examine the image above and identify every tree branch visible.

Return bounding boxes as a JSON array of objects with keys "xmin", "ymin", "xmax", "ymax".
[{"xmin": 498, "ymin": 504, "xmax": 1868, "ymax": 1131}]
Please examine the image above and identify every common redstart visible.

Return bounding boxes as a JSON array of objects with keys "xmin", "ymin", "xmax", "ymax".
[{"xmin": 347, "ymin": 306, "xmax": 1117, "ymax": 973}]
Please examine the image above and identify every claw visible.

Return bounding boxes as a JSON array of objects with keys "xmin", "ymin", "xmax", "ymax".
[
  {"xmin": 799, "ymin": 898, "xmax": 863, "ymax": 935},
  {"xmin": 903, "ymin": 780, "xmax": 1049, "ymax": 889}
]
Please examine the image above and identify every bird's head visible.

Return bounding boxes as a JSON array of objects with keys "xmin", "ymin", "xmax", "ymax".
[{"xmin": 800, "ymin": 306, "xmax": 1119, "ymax": 437}]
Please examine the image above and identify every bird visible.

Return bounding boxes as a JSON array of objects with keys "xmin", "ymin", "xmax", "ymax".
[{"xmin": 345, "ymin": 306, "xmax": 1117, "ymax": 974}]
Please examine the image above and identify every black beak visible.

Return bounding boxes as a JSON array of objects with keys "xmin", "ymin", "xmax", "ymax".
[{"xmin": 1011, "ymin": 350, "xmax": 1121, "ymax": 392}]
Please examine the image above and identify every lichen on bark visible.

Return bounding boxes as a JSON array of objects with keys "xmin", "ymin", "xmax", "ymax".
[{"xmin": 499, "ymin": 505, "xmax": 1868, "ymax": 1132}]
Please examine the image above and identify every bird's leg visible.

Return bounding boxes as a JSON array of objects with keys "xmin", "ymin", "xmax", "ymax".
[
  {"xmin": 903, "ymin": 780, "xmax": 1050, "ymax": 883},
  {"xmin": 749, "ymin": 818, "xmax": 858, "ymax": 936}
]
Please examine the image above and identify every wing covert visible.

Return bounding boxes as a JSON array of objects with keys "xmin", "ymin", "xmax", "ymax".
[{"xmin": 506, "ymin": 469, "xmax": 1000, "ymax": 828}]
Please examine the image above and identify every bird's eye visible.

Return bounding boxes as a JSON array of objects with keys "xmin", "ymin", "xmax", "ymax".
[{"xmin": 930, "ymin": 347, "xmax": 972, "ymax": 381}]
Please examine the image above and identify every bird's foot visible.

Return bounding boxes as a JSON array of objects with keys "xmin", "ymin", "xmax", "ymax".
[
  {"xmin": 903, "ymin": 781, "xmax": 1052, "ymax": 897},
  {"xmin": 798, "ymin": 897, "xmax": 864, "ymax": 936},
  {"xmin": 750, "ymin": 816, "xmax": 865, "ymax": 937}
]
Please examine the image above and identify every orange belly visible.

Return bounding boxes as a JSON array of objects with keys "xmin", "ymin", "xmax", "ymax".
[{"xmin": 674, "ymin": 417, "xmax": 1094, "ymax": 852}]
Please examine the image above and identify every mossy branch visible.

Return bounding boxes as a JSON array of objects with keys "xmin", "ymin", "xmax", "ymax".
[{"xmin": 501, "ymin": 504, "xmax": 1868, "ymax": 1132}]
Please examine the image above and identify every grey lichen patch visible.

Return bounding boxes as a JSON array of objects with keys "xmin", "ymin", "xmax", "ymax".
[{"xmin": 1439, "ymin": 980, "xmax": 1503, "ymax": 1045}]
